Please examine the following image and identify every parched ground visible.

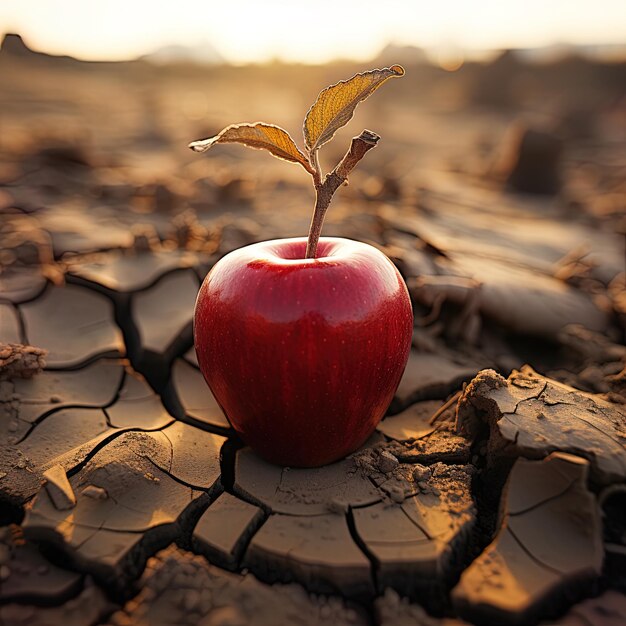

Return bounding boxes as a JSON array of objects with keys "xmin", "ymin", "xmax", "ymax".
[{"xmin": 1, "ymin": 42, "xmax": 625, "ymax": 625}]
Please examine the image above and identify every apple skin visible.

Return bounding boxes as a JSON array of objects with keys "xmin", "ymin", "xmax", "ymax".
[{"xmin": 194, "ymin": 236, "xmax": 413, "ymax": 467}]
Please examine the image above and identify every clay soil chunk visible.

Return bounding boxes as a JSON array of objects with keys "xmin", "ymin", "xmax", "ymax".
[
  {"xmin": 0, "ymin": 303, "xmax": 22, "ymax": 343},
  {"xmin": 384, "ymin": 197, "xmax": 622, "ymax": 297},
  {"xmin": 0, "ymin": 579, "xmax": 114, "ymax": 626},
  {"xmin": 1, "ymin": 407, "xmax": 111, "ymax": 504},
  {"xmin": 24, "ymin": 431, "xmax": 207, "ymax": 531},
  {"xmin": 353, "ymin": 463, "xmax": 475, "ymax": 598},
  {"xmin": 146, "ymin": 420, "xmax": 225, "ymax": 489},
  {"xmin": 234, "ymin": 446, "xmax": 381, "ymax": 515},
  {"xmin": 168, "ymin": 358, "xmax": 230, "ymax": 431},
  {"xmin": 554, "ymin": 590, "xmax": 626, "ymax": 625},
  {"xmin": 105, "ymin": 368, "xmax": 173, "ymax": 429},
  {"xmin": 20, "ymin": 283, "xmax": 124, "ymax": 368},
  {"xmin": 390, "ymin": 203, "xmax": 612, "ymax": 337},
  {"xmin": 8, "ymin": 404, "xmax": 109, "ymax": 458},
  {"xmin": 452, "ymin": 453, "xmax": 603, "ymax": 625},
  {"xmin": 387, "ymin": 429, "xmax": 472, "ymax": 466},
  {"xmin": 22, "ymin": 431, "xmax": 215, "ymax": 586},
  {"xmin": 244, "ymin": 513, "xmax": 374, "ymax": 597},
  {"xmin": 396, "ymin": 350, "xmax": 480, "ymax": 406},
  {"xmin": 0, "ymin": 371, "xmax": 174, "ymax": 504},
  {"xmin": 0, "ymin": 267, "xmax": 46, "ymax": 303},
  {"xmin": 1, "ymin": 370, "xmax": 223, "ymax": 508},
  {"xmin": 376, "ymin": 588, "xmax": 470, "ymax": 626},
  {"xmin": 132, "ymin": 269, "xmax": 199, "ymax": 356},
  {"xmin": 377, "ymin": 400, "xmax": 438, "ymax": 441},
  {"xmin": 70, "ymin": 249, "xmax": 198, "ymax": 293},
  {"xmin": 456, "ymin": 366, "xmax": 626, "ymax": 485},
  {"xmin": 11, "ymin": 358, "xmax": 124, "ymax": 425},
  {"xmin": 39, "ymin": 206, "xmax": 134, "ymax": 256},
  {"xmin": 0, "ymin": 527, "xmax": 83, "ymax": 604},
  {"xmin": 447, "ymin": 255, "xmax": 608, "ymax": 338},
  {"xmin": 505, "ymin": 127, "xmax": 562, "ymax": 195},
  {"xmin": 183, "ymin": 346, "xmax": 199, "ymax": 367},
  {"xmin": 192, "ymin": 491, "xmax": 264, "ymax": 569},
  {"xmin": 106, "ymin": 545, "xmax": 367, "ymax": 626}
]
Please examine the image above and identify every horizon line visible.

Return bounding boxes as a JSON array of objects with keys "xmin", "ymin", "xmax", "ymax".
[{"xmin": 2, "ymin": 31, "xmax": 626, "ymax": 67}]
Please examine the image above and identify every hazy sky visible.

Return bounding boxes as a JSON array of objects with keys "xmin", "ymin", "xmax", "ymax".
[{"xmin": 2, "ymin": 0, "xmax": 626, "ymax": 63}]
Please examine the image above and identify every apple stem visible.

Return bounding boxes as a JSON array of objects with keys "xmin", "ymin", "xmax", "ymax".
[
  {"xmin": 311, "ymin": 149, "xmax": 323, "ymax": 188},
  {"xmin": 305, "ymin": 130, "xmax": 380, "ymax": 259}
]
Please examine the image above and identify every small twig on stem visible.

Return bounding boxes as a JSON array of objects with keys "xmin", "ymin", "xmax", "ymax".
[
  {"xmin": 310, "ymin": 149, "xmax": 322, "ymax": 187},
  {"xmin": 305, "ymin": 129, "xmax": 380, "ymax": 259}
]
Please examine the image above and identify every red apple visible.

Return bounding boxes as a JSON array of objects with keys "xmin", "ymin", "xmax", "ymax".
[{"xmin": 194, "ymin": 236, "xmax": 413, "ymax": 467}]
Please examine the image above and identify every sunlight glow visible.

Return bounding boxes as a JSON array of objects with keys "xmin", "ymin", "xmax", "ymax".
[{"xmin": 1, "ymin": 0, "xmax": 625, "ymax": 63}]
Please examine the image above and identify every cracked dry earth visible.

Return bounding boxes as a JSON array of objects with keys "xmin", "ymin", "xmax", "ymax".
[
  {"xmin": 1, "ymin": 137, "xmax": 626, "ymax": 623},
  {"xmin": 2, "ymin": 256, "xmax": 625, "ymax": 626}
]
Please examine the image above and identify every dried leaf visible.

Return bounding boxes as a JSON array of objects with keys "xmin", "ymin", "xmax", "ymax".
[
  {"xmin": 189, "ymin": 123, "xmax": 314, "ymax": 174},
  {"xmin": 303, "ymin": 65, "xmax": 404, "ymax": 153}
]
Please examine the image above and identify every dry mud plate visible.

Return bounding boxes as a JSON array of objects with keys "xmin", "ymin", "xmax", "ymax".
[
  {"xmin": 2, "ymin": 248, "xmax": 625, "ymax": 626},
  {"xmin": 2, "ymin": 42, "xmax": 626, "ymax": 626}
]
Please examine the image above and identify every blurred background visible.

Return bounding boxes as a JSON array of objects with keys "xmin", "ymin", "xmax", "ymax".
[{"xmin": 1, "ymin": 0, "xmax": 625, "ymax": 377}]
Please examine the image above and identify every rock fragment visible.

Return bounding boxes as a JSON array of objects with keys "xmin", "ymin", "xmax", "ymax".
[
  {"xmin": 377, "ymin": 450, "xmax": 400, "ymax": 473},
  {"xmin": 81, "ymin": 485, "xmax": 108, "ymax": 499},
  {"xmin": 43, "ymin": 464, "xmax": 76, "ymax": 510}
]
